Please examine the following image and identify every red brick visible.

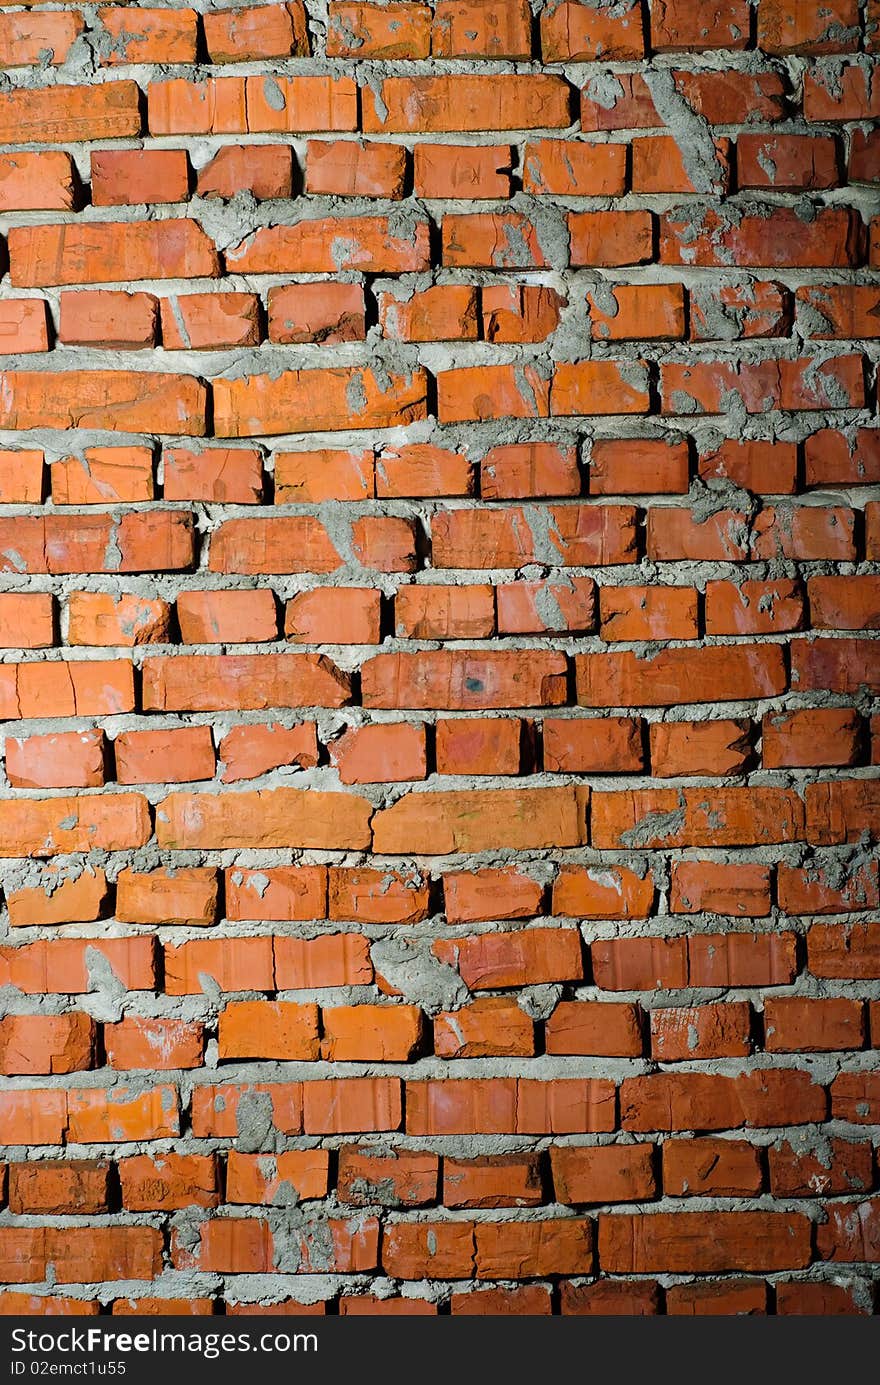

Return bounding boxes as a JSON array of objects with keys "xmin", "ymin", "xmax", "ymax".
[
  {"xmin": 544, "ymin": 1001, "xmax": 644, "ymax": 1057},
  {"xmin": 434, "ymin": 927, "xmax": 583, "ymax": 989},
  {"xmin": 552, "ymin": 1145, "xmax": 655, "ymax": 1204},
  {"xmin": 542, "ymin": 0, "xmax": 643, "ymax": 58},
  {"xmin": 599, "ymin": 586, "xmax": 698, "ymax": 641},
  {"xmin": 114, "ymin": 726, "xmax": 216, "ymax": 785},
  {"xmin": 442, "ymin": 867, "xmax": 545, "ymax": 923},
  {"xmin": 161, "ymin": 293, "xmax": 259, "ymax": 350},
  {"xmin": 0, "ymin": 152, "xmax": 75, "ymax": 211},
  {"xmin": 649, "ymin": 719, "xmax": 751, "ymax": 777},
  {"xmin": 650, "ymin": 1002, "xmax": 752, "ymax": 1060},
  {"xmin": 91, "ymin": 148, "xmax": 189, "ymax": 205},
  {"xmin": 435, "ymin": 717, "xmax": 524, "ymax": 775},
  {"xmin": 204, "ymin": 2, "xmax": 308, "ymax": 60},
  {"xmin": 0, "ymin": 1014, "xmax": 95, "ymax": 1076},
  {"xmin": 227, "ymin": 1150, "xmax": 329, "ymax": 1205},
  {"xmin": 663, "ymin": 1138, "xmax": 763, "ymax": 1196},
  {"xmin": 197, "ymin": 144, "xmax": 292, "ymax": 199},
  {"xmin": 434, "ymin": 996, "xmax": 534, "ymax": 1058},
  {"xmin": 739, "ymin": 133, "xmax": 840, "ymax": 188},
  {"xmin": 543, "ymin": 717, "xmax": 643, "ymax": 773},
  {"xmin": 670, "ymin": 862, "xmax": 771, "ymax": 917},
  {"xmin": 758, "ymin": 0, "xmax": 859, "ymax": 51},
  {"xmin": 338, "ymin": 1148, "xmax": 437, "ymax": 1207},
  {"xmin": 621, "ymin": 1069, "xmax": 825, "ymax": 1132},
  {"xmin": 6, "ymin": 730, "xmax": 105, "ymax": 790},
  {"xmin": 268, "ymin": 282, "xmax": 365, "ymax": 344},
  {"xmin": 414, "ymin": 144, "xmax": 512, "ymax": 198},
  {"xmin": 0, "ymin": 300, "xmax": 50, "ymax": 353}
]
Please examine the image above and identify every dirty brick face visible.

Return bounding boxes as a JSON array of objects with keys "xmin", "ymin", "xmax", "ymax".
[{"xmin": 0, "ymin": 0, "xmax": 878, "ymax": 1323}]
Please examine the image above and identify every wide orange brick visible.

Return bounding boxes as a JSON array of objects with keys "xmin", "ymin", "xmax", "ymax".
[
  {"xmin": 600, "ymin": 1211, "xmax": 811, "ymax": 1272},
  {"xmin": 0, "ymin": 369, "xmax": 204, "ymax": 434},
  {"xmin": 0, "ymin": 82, "xmax": 141, "ymax": 144},
  {"xmin": 228, "ymin": 207, "xmax": 427, "ymax": 267},
  {"xmin": 142, "ymin": 653, "xmax": 351, "ymax": 713},
  {"xmin": 0, "ymin": 794, "xmax": 150, "ymax": 858},
  {"xmin": 213, "ymin": 366, "xmax": 428, "ymax": 437},
  {"xmin": 577, "ymin": 644, "xmax": 786, "ymax": 708},
  {"xmin": 621, "ymin": 1068, "xmax": 824, "ymax": 1132},
  {"xmin": 591, "ymin": 786, "xmax": 804, "ymax": 849},
  {"xmin": 764, "ymin": 997, "xmax": 865, "ymax": 1052},
  {"xmin": 0, "ymin": 937, "xmax": 156, "ymax": 995},
  {"xmin": 371, "ymin": 786, "xmax": 589, "ymax": 854},
  {"xmin": 361, "ymin": 74, "xmax": 572, "ymax": 133}
]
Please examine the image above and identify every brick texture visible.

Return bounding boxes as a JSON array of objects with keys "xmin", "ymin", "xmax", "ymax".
[{"xmin": 0, "ymin": 0, "xmax": 877, "ymax": 1319}]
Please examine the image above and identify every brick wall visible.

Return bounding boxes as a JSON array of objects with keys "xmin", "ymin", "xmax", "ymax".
[{"xmin": 0, "ymin": 0, "xmax": 878, "ymax": 1318}]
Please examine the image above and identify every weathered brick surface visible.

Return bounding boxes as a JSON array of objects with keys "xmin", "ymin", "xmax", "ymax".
[{"xmin": 0, "ymin": 0, "xmax": 877, "ymax": 1318}]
